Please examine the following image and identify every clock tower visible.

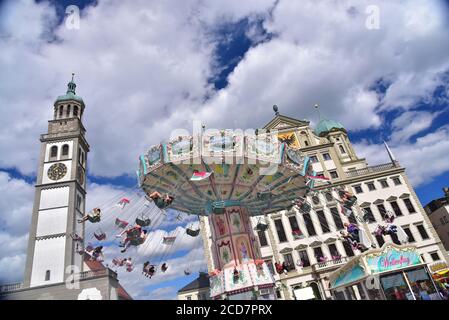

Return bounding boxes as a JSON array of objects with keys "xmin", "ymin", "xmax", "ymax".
[{"xmin": 23, "ymin": 74, "xmax": 89, "ymax": 288}]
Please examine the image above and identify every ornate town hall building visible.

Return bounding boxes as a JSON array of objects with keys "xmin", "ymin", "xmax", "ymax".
[{"xmin": 197, "ymin": 109, "xmax": 449, "ymax": 300}]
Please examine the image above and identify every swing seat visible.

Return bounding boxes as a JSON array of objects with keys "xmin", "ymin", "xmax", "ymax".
[
  {"xmin": 115, "ymin": 218, "xmax": 129, "ymax": 229},
  {"xmin": 130, "ymin": 237, "xmax": 145, "ymax": 246},
  {"xmin": 70, "ymin": 233, "xmax": 83, "ymax": 242},
  {"xmin": 136, "ymin": 217, "xmax": 151, "ymax": 227},
  {"xmin": 186, "ymin": 228, "xmax": 200, "ymax": 237},
  {"xmin": 112, "ymin": 258, "xmax": 124, "ymax": 266},
  {"xmin": 94, "ymin": 232, "xmax": 106, "ymax": 241},
  {"xmin": 88, "ymin": 215, "xmax": 101, "ymax": 223}
]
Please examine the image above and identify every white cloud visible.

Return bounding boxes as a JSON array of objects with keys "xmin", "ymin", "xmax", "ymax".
[
  {"xmin": 0, "ymin": 171, "xmax": 34, "ymax": 282},
  {"xmin": 391, "ymin": 110, "xmax": 440, "ymax": 143},
  {"xmin": 354, "ymin": 125, "xmax": 449, "ymax": 186},
  {"xmin": 1, "ymin": 0, "xmax": 448, "ymax": 180}
]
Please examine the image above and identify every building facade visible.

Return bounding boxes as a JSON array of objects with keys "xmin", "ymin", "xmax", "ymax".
[
  {"xmin": 177, "ymin": 272, "xmax": 211, "ymax": 300},
  {"xmin": 424, "ymin": 188, "xmax": 449, "ymax": 252},
  {"xmin": 200, "ymin": 110, "xmax": 449, "ymax": 300},
  {"xmin": 0, "ymin": 76, "xmax": 130, "ymax": 300}
]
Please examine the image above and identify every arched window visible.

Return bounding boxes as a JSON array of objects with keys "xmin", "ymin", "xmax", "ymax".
[
  {"xmin": 59, "ymin": 106, "xmax": 63, "ymax": 117},
  {"xmin": 50, "ymin": 145, "xmax": 58, "ymax": 158},
  {"xmin": 73, "ymin": 106, "xmax": 79, "ymax": 117},
  {"xmin": 62, "ymin": 144, "xmax": 69, "ymax": 156},
  {"xmin": 339, "ymin": 145, "xmax": 346, "ymax": 154},
  {"xmin": 304, "ymin": 140, "xmax": 309, "ymax": 146},
  {"xmin": 309, "ymin": 282, "xmax": 322, "ymax": 300},
  {"xmin": 66, "ymin": 105, "xmax": 71, "ymax": 117},
  {"xmin": 312, "ymin": 195, "xmax": 320, "ymax": 205},
  {"xmin": 45, "ymin": 270, "xmax": 51, "ymax": 281}
]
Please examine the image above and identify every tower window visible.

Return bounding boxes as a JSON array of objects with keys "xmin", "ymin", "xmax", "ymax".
[
  {"xmin": 367, "ymin": 182, "xmax": 376, "ymax": 191},
  {"xmin": 342, "ymin": 240, "xmax": 355, "ymax": 257},
  {"xmin": 304, "ymin": 140, "xmax": 309, "ymax": 146},
  {"xmin": 380, "ymin": 180, "xmax": 389, "ymax": 188},
  {"xmin": 353, "ymin": 185, "xmax": 363, "ymax": 194},
  {"xmin": 297, "ymin": 250, "xmax": 311, "ymax": 267},
  {"xmin": 45, "ymin": 270, "xmax": 51, "ymax": 281},
  {"xmin": 329, "ymin": 170, "xmax": 339, "ymax": 179},
  {"xmin": 66, "ymin": 105, "xmax": 71, "ymax": 117},
  {"xmin": 339, "ymin": 145, "xmax": 346, "ymax": 154},
  {"xmin": 316, "ymin": 210, "xmax": 330, "ymax": 233},
  {"xmin": 62, "ymin": 144, "xmax": 69, "ymax": 156},
  {"xmin": 430, "ymin": 252, "xmax": 441, "ymax": 262},
  {"xmin": 392, "ymin": 177, "xmax": 402, "ymax": 185},
  {"xmin": 416, "ymin": 224, "xmax": 429, "ymax": 240},
  {"xmin": 73, "ymin": 106, "xmax": 79, "ymax": 117},
  {"xmin": 403, "ymin": 198, "xmax": 416, "ymax": 213},
  {"xmin": 59, "ymin": 106, "xmax": 63, "ymax": 117},
  {"xmin": 303, "ymin": 213, "xmax": 316, "ymax": 236},
  {"xmin": 257, "ymin": 230, "xmax": 268, "ymax": 247},
  {"xmin": 309, "ymin": 155, "xmax": 318, "ymax": 163},
  {"xmin": 402, "ymin": 226, "xmax": 415, "ymax": 242},
  {"xmin": 322, "ymin": 153, "xmax": 331, "ymax": 161},
  {"xmin": 330, "ymin": 207, "xmax": 344, "ymax": 230},
  {"xmin": 274, "ymin": 219, "xmax": 287, "ymax": 243},
  {"xmin": 390, "ymin": 201, "xmax": 403, "ymax": 217},
  {"xmin": 50, "ymin": 146, "xmax": 58, "ymax": 158}
]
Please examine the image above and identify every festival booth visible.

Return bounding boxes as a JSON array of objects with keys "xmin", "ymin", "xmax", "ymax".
[
  {"xmin": 428, "ymin": 260, "xmax": 449, "ymax": 291},
  {"xmin": 329, "ymin": 244, "xmax": 441, "ymax": 300},
  {"xmin": 209, "ymin": 261, "xmax": 276, "ymax": 300}
]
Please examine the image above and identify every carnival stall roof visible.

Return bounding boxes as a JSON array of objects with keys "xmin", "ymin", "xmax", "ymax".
[
  {"xmin": 137, "ymin": 131, "xmax": 311, "ymax": 217},
  {"xmin": 328, "ymin": 243, "xmax": 424, "ymax": 290}
]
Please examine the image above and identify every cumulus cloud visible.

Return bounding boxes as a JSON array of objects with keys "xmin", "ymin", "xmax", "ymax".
[
  {"xmin": 0, "ymin": 0, "xmax": 448, "ymax": 181},
  {"xmin": 0, "ymin": 171, "xmax": 34, "ymax": 282},
  {"xmin": 390, "ymin": 110, "xmax": 441, "ymax": 143},
  {"xmin": 354, "ymin": 125, "xmax": 449, "ymax": 186}
]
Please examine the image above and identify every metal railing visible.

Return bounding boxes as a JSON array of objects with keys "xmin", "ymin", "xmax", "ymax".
[
  {"xmin": 312, "ymin": 257, "xmax": 348, "ymax": 271},
  {"xmin": 345, "ymin": 162, "xmax": 398, "ymax": 178},
  {"xmin": 0, "ymin": 269, "xmax": 117, "ymax": 294},
  {"xmin": 0, "ymin": 282, "xmax": 23, "ymax": 293},
  {"xmin": 78, "ymin": 268, "xmax": 117, "ymax": 280}
]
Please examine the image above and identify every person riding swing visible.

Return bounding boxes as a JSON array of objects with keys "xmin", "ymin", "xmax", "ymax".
[
  {"xmin": 147, "ymin": 191, "xmax": 174, "ymax": 209},
  {"xmin": 78, "ymin": 208, "xmax": 101, "ymax": 223},
  {"xmin": 117, "ymin": 225, "xmax": 148, "ymax": 253}
]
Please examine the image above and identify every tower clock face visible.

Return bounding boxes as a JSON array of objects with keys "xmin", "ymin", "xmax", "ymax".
[{"xmin": 47, "ymin": 163, "xmax": 67, "ymax": 181}]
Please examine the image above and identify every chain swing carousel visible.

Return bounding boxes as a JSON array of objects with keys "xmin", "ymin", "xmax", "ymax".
[{"xmin": 137, "ymin": 129, "xmax": 312, "ymax": 299}]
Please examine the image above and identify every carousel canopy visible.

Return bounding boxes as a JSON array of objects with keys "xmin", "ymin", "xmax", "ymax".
[{"xmin": 137, "ymin": 131, "xmax": 311, "ymax": 216}]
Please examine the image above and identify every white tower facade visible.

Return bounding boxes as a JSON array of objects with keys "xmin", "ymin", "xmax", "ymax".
[{"xmin": 23, "ymin": 75, "xmax": 89, "ymax": 288}]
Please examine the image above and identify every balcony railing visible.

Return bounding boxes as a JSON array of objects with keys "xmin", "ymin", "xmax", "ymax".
[
  {"xmin": 345, "ymin": 162, "xmax": 399, "ymax": 178},
  {"xmin": 0, "ymin": 282, "xmax": 23, "ymax": 293},
  {"xmin": 0, "ymin": 269, "xmax": 117, "ymax": 294},
  {"xmin": 312, "ymin": 257, "xmax": 348, "ymax": 271}
]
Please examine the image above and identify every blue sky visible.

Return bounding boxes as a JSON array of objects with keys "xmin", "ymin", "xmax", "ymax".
[{"xmin": 1, "ymin": 0, "xmax": 449, "ymax": 299}]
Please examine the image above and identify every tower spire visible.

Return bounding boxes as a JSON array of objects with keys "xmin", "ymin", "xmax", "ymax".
[
  {"xmin": 67, "ymin": 73, "xmax": 76, "ymax": 94},
  {"xmin": 314, "ymin": 103, "xmax": 321, "ymax": 121},
  {"xmin": 383, "ymin": 140, "xmax": 397, "ymax": 164}
]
